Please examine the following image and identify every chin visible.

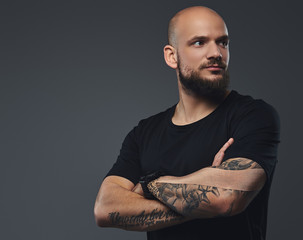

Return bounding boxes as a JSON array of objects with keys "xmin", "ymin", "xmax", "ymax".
[{"xmin": 201, "ymin": 74, "xmax": 224, "ymax": 82}]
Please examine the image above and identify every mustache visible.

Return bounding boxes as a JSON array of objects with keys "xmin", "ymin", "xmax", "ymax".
[{"xmin": 199, "ymin": 59, "xmax": 227, "ymax": 70}]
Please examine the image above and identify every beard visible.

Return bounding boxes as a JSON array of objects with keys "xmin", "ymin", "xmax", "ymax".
[{"xmin": 177, "ymin": 57, "xmax": 230, "ymax": 104}]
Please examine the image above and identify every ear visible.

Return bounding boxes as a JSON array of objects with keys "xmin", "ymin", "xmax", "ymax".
[{"xmin": 163, "ymin": 45, "xmax": 178, "ymax": 69}]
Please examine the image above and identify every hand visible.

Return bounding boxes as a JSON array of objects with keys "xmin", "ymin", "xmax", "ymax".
[
  {"xmin": 132, "ymin": 183, "xmax": 144, "ymax": 196},
  {"xmin": 212, "ymin": 138, "xmax": 234, "ymax": 167}
]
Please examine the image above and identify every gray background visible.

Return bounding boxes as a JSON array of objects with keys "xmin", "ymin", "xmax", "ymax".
[{"xmin": 1, "ymin": 0, "xmax": 302, "ymax": 239}]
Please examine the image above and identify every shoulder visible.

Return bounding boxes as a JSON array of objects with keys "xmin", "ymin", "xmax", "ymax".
[
  {"xmin": 136, "ymin": 105, "xmax": 174, "ymax": 129},
  {"xmin": 229, "ymin": 91, "xmax": 277, "ymax": 113},
  {"xmin": 228, "ymin": 91, "xmax": 280, "ymax": 128},
  {"xmin": 129, "ymin": 105, "xmax": 175, "ymax": 139}
]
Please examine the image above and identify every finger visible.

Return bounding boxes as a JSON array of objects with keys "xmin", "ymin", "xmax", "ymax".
[
  {"xmin": 219, "ymin": 138, "xmax": 234, "ymax": 152},
  {"xmin": 133, "ymin": 185, "xmax": 144, "ymax": 196},
  {"xmin": 212, "ymin": 152, "xmax": 224, "ymax": 166},
  {"xmin": 131, "ymin": 183, "xmax": 140, "ymax": 192},
  {"xmin": 212, "ymin": 138, "xmax": 234, "ymax": 166}
]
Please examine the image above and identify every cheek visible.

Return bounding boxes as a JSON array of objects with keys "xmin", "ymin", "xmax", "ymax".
[
  {"xmin": 182, "ymin": 49, "xmax": 207, "ymax": 66},
  {"xmin": 223, "ymin": 50, "xmax": 230, "ymax": 65}
]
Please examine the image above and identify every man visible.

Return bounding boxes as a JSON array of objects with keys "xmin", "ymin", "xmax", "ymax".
[{"xmin": 94, "ymin": 6, "xmax": 280, "ymax": 240}]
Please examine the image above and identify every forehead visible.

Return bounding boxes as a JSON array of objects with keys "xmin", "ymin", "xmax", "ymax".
[{"xmin": 176, "ymin": 11, "xmax": 228, "ymax": 43}]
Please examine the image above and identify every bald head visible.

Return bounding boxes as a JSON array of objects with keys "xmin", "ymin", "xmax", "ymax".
[{"xmin": 168, "ymin": 6, "xmax": 227, "ymax": 48}]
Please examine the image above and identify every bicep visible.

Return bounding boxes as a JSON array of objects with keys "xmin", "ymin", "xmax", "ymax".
[
  {"xmin": 96, "ymin": 176, "xmax": 136, "ymax": 204},
  {"xmin": 95, "ymin": 176, "xmax": 135, "ymax": 207},
  {"xmin": 102, "ymin": 175, "xmax": 135, "ymax": 190}
]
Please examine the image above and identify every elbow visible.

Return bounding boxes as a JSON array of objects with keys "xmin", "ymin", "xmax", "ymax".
[
  {"xmin": 94, "ymin": 205, "xmax": 106, "ymax": 227},
  {"xmin": 94, "ymin": 202, "xmax": 111, "ymax": 228},
  {"xmin": 216, "ymin": 194, "xmax": 249, "ymax": 217},
  {"xmin": 94, "ymin": 178, "xmax": 118, "ymax": 228}
]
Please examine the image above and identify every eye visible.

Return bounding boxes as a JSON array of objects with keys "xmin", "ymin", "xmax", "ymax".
[
  {"xmin": 219, "ymin": 40, "xmax": 229, "ymax": 48},
  {"xmin": 193, "ymin": 41, "xmax": 204, "ymax": 46}
]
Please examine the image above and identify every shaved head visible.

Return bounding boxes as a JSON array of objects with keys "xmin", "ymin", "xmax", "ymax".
[
  {"xmin": 164, "ymin": 6, "xmax": 230, "ymax": 102},
  {"xmin": 168, "ymin": 6, "xmax": 226, "ymax": 48}
]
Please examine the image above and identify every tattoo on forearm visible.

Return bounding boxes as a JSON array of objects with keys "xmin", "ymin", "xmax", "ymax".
[
  {"xmin": 145, "ymin": 159, "xmax": 261, "ymax": 218},
  {"xmin": 108, "ymin": 208, "xmax": 182, "ymax": 229},
  {"xmin": 213, "ymin": 158, "xmax": 261, "ymax": 170},
  {"xmin": 148, "ymin": 182, "xmax": 237, "ymax": 216}
]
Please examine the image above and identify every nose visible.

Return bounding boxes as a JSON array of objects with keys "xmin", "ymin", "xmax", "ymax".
[{"xmin": 206, "ymin": 42, "xmax": 222, "ymax": 60}]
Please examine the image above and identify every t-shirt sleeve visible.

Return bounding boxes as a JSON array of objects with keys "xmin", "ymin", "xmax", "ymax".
[
  {"xmin": 223, "ymin": 101, "xmax": 280, "ymax": 180},
  {"xmin": 105, "ymin": 125, "xmax": 142, "ymax": 185}
]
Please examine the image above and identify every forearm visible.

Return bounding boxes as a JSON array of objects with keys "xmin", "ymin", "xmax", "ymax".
[
  {"xmin": 148, "ymin": 181, "xmax": 256, "ymax": 218},
  {"xmin": 147, "ymin": 158, "xmax": 265, "ymax": 218},
  {"xmin": 94, "ymin": 176, "xmax": 188, "ymax": 231}
]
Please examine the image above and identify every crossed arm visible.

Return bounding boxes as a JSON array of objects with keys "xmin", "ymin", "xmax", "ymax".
[
  {"xmin": 94, "ymin": 175, "xmax": 186, "ymax": 231},
  {"xmin": 94, "ymin": 139, "xmax": 266, "ymax": 231},
  {"xmin": 146, "ymin": 158, "xmax": 265, "ymax": 218}
]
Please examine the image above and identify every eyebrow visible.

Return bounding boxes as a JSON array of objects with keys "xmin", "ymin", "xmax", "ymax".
[
  {"xmin": 187, "ymin": 35, "xmax": 229, "ymax": 44},
  {"xmin": 216, "ymin": 35, "xmax": 229, "ymax": 42}
]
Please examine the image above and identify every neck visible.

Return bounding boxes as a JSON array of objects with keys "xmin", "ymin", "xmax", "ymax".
[{"xmin": 172, "ymin": 81, "xmax": 230, "ymax": 126}]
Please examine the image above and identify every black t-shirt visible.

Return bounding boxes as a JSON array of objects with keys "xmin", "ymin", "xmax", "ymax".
[{"xmin": 106, "ymin": 90, "xmax": 280, "ymax": 240}]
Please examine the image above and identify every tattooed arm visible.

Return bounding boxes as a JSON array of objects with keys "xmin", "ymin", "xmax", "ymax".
[
  {"xmin": 94, "ymin": 175, "xmax": 188, "ymax": 231},
  {"xmin": 94, "ymin": 138, "xmax": 234, "ymax": 230},
  {"xmin": 147, "ymin": 158, "xmax": 266, "ymax": 218}
]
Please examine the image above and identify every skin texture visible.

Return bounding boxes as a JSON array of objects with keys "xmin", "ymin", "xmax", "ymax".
[{"xmin": 94, "ymin": 6, "xmax": 267, "ymax": 231}]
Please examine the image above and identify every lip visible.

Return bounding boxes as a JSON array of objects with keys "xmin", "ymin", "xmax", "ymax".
[{"xmin": 205, "ymin": 65, "xmax": 224, "ymax": 71}]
